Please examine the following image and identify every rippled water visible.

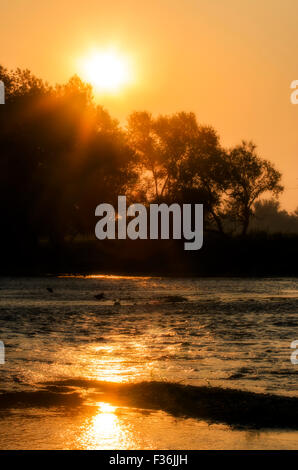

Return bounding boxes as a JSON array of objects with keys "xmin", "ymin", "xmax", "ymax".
[{"xmin": 0, "ymin": 275, "xmax": 298, "ymax": 449}]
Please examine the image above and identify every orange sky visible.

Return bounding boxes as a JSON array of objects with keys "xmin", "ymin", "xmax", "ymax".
[{"xmin": 1, "ymin": 0, "xmax": 298, "ymax": 210}]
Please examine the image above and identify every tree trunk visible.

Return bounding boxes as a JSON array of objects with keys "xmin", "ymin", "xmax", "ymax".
[
  {"xmin": 241, "ymin": 209, "xmax": 250, "ymax": 236},
  {"xmin": 210, "ymin": 209, "xmax": 225, "ymax": 236}
]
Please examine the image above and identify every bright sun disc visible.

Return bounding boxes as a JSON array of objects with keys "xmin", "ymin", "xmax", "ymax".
[{"xmin": 80, "ymin": 50, "xmax": 131, "ymax": 93}]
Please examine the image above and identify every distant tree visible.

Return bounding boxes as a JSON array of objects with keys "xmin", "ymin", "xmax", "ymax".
[
  {"xmin": 251, "ymin": 199, "xmax": 298, "ymax": 234},
  {"xmin": 226, "ymin": 141, "xmax": 283, "ymax": 235}
]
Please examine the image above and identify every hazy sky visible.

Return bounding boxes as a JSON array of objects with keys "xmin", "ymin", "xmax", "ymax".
[{"xmin": 1, "ymin": 0, "xmax": 298, "ymax": 210}]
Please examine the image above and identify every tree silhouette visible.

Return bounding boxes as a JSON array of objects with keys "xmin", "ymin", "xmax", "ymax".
[
  {"xmin": 251, "ymin": 199, "xmax": 298, "ymax": 233},
  {"xmin": 127, "ymin": 111, "xmax": 231, "ymax": 233},
  {"xmin": 0, "ymin": 64, "xmax": 288, "ymax": 274},
  {"xmin": 226, "ymin": 141, "xmax": 283, "ymax": 235},
  {"xmin": 0, "ymin": 66, "xmax": 136, "ymax": 250}
]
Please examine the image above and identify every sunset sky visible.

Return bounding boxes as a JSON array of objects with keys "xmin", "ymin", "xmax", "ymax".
[{"xmin": 1, "ymin": 0, "xmax": 298, "ymax": 210}]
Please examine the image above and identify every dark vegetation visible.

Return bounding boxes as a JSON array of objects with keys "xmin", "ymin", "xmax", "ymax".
[{"xmin": 0, "ymin": 65, "xmax": 297, "ymax": 276}]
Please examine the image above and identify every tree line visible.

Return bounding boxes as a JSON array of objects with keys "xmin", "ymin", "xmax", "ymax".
[{"xmin": 0, "ymin": 65, "xmax": 294, "ymax": 253}]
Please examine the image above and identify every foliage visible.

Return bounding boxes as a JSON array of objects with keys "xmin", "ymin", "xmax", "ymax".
[{"xmin": 0, "ymin": 64, "xmax": 290, "ymax": 256}]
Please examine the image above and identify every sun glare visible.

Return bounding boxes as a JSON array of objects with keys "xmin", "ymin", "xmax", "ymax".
[{"xmin": 79, "ymin": 49, "xmax": 132, "ymax": 93}]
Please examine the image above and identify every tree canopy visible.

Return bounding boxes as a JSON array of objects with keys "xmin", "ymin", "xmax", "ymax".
[{"xmin": 0, "ymin": 65, "xmax": 288, "ymax": 253}]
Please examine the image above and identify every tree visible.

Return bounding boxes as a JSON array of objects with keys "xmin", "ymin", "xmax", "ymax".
[
  {"xmin": 127, "ymin": 112, "xmax": 208, "ymax": 199},
  {"xmin": 127, "ymin": 111, "xmax": 230, "ymax": 233},
  {"xmin": 126, "ymin": 111, "xmax": 167, "ymax": 200},
  {"xmin": 173, "ymin": 125, "xmax": 230, "ymax": 234},
  {"xmin": 0, "ymin": 65, "xmax": 49, "ymax": 101},
  {"xmin": 226, "ymin": 141, "xmax": 283, "ymax": 235},
  {"xmin": 251, "ymin": 199, "xmax": 298, "ymax": 234},
  {"xmin": 0, "ymin": 66, "xmax": 137, "ymax": 249}
]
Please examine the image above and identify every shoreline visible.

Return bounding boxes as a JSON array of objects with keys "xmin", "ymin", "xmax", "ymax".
[{"xmin": 1, "ymin": 380, "xmax": 298, "ymax": 430}]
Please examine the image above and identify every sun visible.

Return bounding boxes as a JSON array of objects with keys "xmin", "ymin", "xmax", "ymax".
[{"xmin": 79, "ymin": 49, "xmax": 132, "ymax": 93}]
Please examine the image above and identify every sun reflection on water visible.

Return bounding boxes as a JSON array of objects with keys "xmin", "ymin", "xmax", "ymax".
[{"xmin": 77, "ymin": 402, "xmax": 135, "ymax": 450}]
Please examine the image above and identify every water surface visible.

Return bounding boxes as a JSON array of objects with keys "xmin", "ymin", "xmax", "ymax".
[{"xmin": 0, "ymin": 276, "xmax": 297, "ymax": 449}]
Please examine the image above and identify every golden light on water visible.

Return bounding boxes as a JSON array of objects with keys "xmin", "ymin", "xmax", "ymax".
[
  {"xmin": 91, "ymin": 403, "xmax": 119, "ymax": 443},
  {"xmin": 98, "ymin": 402, "xmax": 116, "ymax": 413},
  {"xmin": 77, "ymin": 402, "xmax": 135, "ymax": 449},
  {"xmin": 78, "ymin": 48, "xmax": 133, "ymax": 93},
  {"xmin": 59, "ymin": 274, "xmax": 152, "ymax": 280}
]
